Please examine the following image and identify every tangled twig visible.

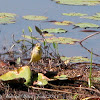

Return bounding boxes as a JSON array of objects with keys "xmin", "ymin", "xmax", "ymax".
[{"xmin": 79, "ymin": 31, "xmax": 100, "ymax": 57}]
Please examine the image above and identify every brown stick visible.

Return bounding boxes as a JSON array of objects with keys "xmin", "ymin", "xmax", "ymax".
[
  {"xmin": 69, "ymin": 62, "xmax": 100, "ymax": 67},
  {"xmin": 80, "ymin": 43, "xmax": 100, "ymax": 57},
  {"xmin": 79, "ymin": 31, "xmax": 100, "ymax": 44},
  {"xmin": 48, "ymin": 83, "xmax": 100, "ymax": 95},
  {"xmin": 29, "ymin": 86, "xmax": 90, "ymax": 96},
  {"xmin": 79, "ymin": 31, "xmax": 100, "ymax": 57}
]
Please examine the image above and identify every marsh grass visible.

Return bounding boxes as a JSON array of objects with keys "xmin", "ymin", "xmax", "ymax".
[{"xmin": 88, "ymin": 48, "xmax": 93, "ymax": 88}]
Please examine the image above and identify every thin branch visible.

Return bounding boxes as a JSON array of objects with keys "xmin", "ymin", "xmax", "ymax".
[
  {"xmin": 79, "ymin": 31, "xmax": 100, "ymax": 57},
  {"xmin": 80, "ymin": 43, "xmax": 100, "ymax": 57},
  {"xmin": 79, "ymin": 31, "xmax": 100, "ymax": 44},
  {"xmin": 69, "ymin": 62, "xmax": 100, "ymax": 68},
  {"xmin": 48, "ymin": 83, "xmax": 100, "ymax": 95},
  {"xmin": 29, "ymin": 86, "xmax": 89, "ymax": 96}
]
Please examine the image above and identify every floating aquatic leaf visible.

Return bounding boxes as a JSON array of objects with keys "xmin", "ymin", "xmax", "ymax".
[
  {"xmin": 0, "ymin": 13, "xmax": 16, "ymax": 17},
  {"xmin": 83, "ymin": 13, "xmax": 100, "ymax": 20},
  {"xmin": 74, "ymin": 23, "xmax": 99, "ymax": 28},
  {"xmin": 54, "ymin": 21, "xmax": 73, "ymax": 25},
  {"xmin": 61, "ymin": 56, "xmax": 90, "ymax": 63},
  {"xmin": 0, "ymin": 13, "xmax": 16, "ymax": 24},
  {"xmin": 43, "ymin": 33, "xmax": 54, "ymax": 37},
  {"xmin": 62, "ymin": 13, "xmax": 87, "ymax": 16},
  {"xmin": 96, "ymin": 13, "xmax": 100, "ymax": 16},
  {"xmin": 0, "ymin": 66, "xmax": 32, "ymax": 85},
  {"xmin": 45, "ymin": 37, "xmax": 79, "ymax": 44},
  {"xmin": 41, "ymin": 28, "xmax": 67, "ymax": 33},
  {"xmin": 53, "ymin": 0, "xmax": 100, "ymax": 6},
  {"xmin": 84, "ymin": 16, "xmax": 100, "ymax": 20},
  {"xmin": 23, "ymin": 15, "xmax": 48, "ymax": 20}
]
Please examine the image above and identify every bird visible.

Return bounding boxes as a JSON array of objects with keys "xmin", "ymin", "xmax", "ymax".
[{"xmin": 28, "ymin": 43, "xmax": 42, "ymax": 64}]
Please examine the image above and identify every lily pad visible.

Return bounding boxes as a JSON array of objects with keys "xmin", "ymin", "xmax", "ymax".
[
  {"xmin": 74, "ymin": 23, "xmax": 99, "ymax": 28},
  {"xmin": 23, "ymin": 15, "xmax": 48, "ymax": 20},
  {"xmin": 54, "ymin": 21, "xmax": 73, "ymax": 25},
  {"xmin": 62, "ymin": 13, "xmax": 87, "ymax": 16},
  {"xmin": 83, "ymin": 13, "xmax": 100, "ymax": 20},
  {"xmin": 0, "ymin": 66, "xmax": 32, "ymax": 85},
  {"xmin": 45, "ymin": 37, "xmax": 79, "ymax": 44},
  {"xmin": 43, "ymin": 33, "xmax": 54, "ymax": 37},
  {"xmin": 41, "ymin": 28, "xmax": 67, "ymax": 33},
  {"xmin": 61, "ymin": 56, "xmax": 90, "ymax": 63},
  {"xmin": 0, "ymin": 13, "xmax": 16, "ymax": 24},
  {"xmin": 53, "ymin": 0, "xmax": 100, "ymax": 6}
]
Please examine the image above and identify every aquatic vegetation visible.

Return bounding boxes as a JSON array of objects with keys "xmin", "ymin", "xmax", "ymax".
[
  {"xmin": 61, "ymin": 56, "xmax": 90, "ymax": 63},
  {"xmin": 41, "ymin": 28, "xmax": 67, "ymax": 33},
  {"xmin": 0, "ymin": 13, "xmax": 16, "ymax": 24},
  {"xmin": 45, "ymin": 37, "xmax": 79, "ymax": 44},
  {"xmin": 23, "ymin": 15, "xmax": 48, "ymax": 20},
  {"xmin": 74, "ymin": 23, "xmax": 99, "ymax": 28},
  {"xmin": 62, "ymin": 13, "xmax": 87, "ymax": 16},
  {"xmin": 82, "ymin": 13, "xmax": 100, "ymax": 20},
  {"xmin": 53, "ymin": 0, "xmax": 100, "ymax": 6},
  {"xmin": 54, "ymin": 21, "xmax": 74, "ymax": 25}
]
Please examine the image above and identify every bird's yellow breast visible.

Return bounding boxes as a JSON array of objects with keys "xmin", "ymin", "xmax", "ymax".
[
  {"xmin": 30, "ymin": 45, "xmax": 42, "ymax": 63},
  {"xmin": 31, "ymin": 49, "xmax": 42, "ymax": 62}
]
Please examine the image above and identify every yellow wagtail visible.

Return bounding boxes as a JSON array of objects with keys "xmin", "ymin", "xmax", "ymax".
[{"xmin": 28, "ymin": 43, "xmax": 42, "ymax": 64}]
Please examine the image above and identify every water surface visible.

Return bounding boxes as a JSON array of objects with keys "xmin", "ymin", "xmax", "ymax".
[{"xmin": 0, "ymin": 0, "xmax": 100, "ymax": 63}]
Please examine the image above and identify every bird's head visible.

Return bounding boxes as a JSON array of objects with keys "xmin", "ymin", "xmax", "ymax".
[{"xmin": 35, "ymin": 43, "xmax": 41, "ymax": 49}]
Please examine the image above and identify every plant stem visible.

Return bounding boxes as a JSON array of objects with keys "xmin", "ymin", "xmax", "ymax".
[{"xmin": 88, "ymin": 48, "xmax": 93, "ymax": 87}]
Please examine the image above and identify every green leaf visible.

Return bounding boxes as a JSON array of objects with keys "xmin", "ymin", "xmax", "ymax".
[
  {"xmin": 43, "ymin": 41, "xmax": 47, "ymax": 46},
  {"xmin": 0, "ymin": 13, "xmax": 16, "ymax": 24},
  {"xmin": 54, "ymin": 75, "xmax": 68, "ymax": 80},
  {"xmin": 54, "ymin": 21, "xmax": 73, "ymax": 25},
  {"xmin": 61, "ymin": 56, "xmax": 90, "ymax": 63},
  {"xmin": 45, "ymin": 37, "xmax": 79, "ymax": 44},
  {"xmin": 62, "ymin": 13, "xmax": 87, "ymax": 16},
  {"xmin": 53, "ymin": 0, "xmax": 100, "ymax": 6},
  {"xmin": 43, "ymin": 33, "xmax": 54, "ymax": 37},
  {"xmin": 28, "ymin": 26, "xmax": 32, "ymax": 32},
  {"xmin": 37, "ymin": 73, "xmax": 48, "ymax": 86},
  {"xmin": 35, "ymin": 26, "xmax": 42, "ymax": 35},
  {"xmin": 74, "ymin": 23, "xmax": 99, "ymax": 28},
  {"xmin": 22, "ymin": 35, "xmax": 37, "ymax": 40},
  {"xmin": 22, "ymin": 29, "xmax": 25, "ymax": 34},
  {"xmin": 83, "ymin": 13, "xmax": 100, "ymax": 20},
  {"xmin": 53, "ymin": 42, "xmax": 58, "ymax": 49},
  {"xmin": 23, "ymin": 15, "xmax": 48, "ymax": 20},
  {"xmin": 41, "ymin": 28, "xmax": 67, "ymax": 33},
  {"xmin": 0, "ymin": 66, "xmax": 32, "ymax": 85}
]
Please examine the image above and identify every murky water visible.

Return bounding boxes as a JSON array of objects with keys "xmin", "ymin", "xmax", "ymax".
[{"xmin": 0, "ymin": 0, "xmax": 100, "ymax": 63}]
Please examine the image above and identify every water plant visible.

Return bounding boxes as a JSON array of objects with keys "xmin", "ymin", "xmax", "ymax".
[{"xmin": 88, "ymin": 48, "xmax": 93, "ymax": 88}]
